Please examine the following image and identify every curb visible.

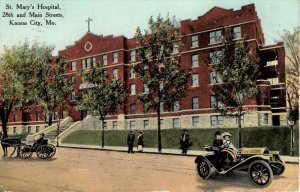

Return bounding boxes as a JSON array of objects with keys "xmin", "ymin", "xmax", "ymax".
[{"xmin": 58, "ymin": 145, "xmax": 299, "ymax": 164}]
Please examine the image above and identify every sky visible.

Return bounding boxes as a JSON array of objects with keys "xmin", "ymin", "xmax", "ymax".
[{"xmin": 0, "ymin": 0, "xmax": 299, "ymax": 55}]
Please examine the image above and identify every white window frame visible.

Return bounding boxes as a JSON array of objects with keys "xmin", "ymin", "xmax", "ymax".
[
  {"xmin": 112, "ymin": 121, "xmax": 118, "ymax": 130},
  {"xmin": 173, "ymin": 101, "xmax": 180, "ymax": 112},
  {"xmin": 71, "ymin": 61, "xmax": 76, "ymax": 71},
  {"xmin": 112, "ymin": 68, "xmax": 118, "ymax": 79},
  {"xmin": 130, "ymin": 68, "xmax": 135, "ymax": 79},
  {"xmin": 172, "ymin": 118, "xmax": 180, "ymax": 128},
  {"xmin": 192, "ymin": 74, "xmax": 199, "ymax": 87},
  {"xmin": 210, "ymin": 115, "xmax": 224, "ymax": 125},
  {"xmin": 130, "ymin": 121, "xmax": 135, "ymax": 129},
  {"xmin": 233, "ymin": 26, "xmax": 241, "ymax": 39},
  {"xmin": 209, "ymin": 30, "xmax": 222, "ymax": 44},
  {"xmin": 192, "ymin": 97, "xmax": 199, "ymax": 109},
  {"xmin": 130, "ymin": 84, "xmax": 136, "ymax": 95},
  {"xmin": 210, "ymin": 72, "xmax": 222, "ymax": 84},
  {"xmin": 173, "ymin": 42, "xmax": 179, "ymax": 53},
  {"xmin": 192, "ymin": 116, "xmax": 200, "ymax": 128},
  {"xmin": 112, "ymin": 52, "xmax": 118, "ymax": 63},
  {"xmin": 81, "ymin": 59, "xmax": 86, "ymax": 69},
  {"xmin": 192, "ymin": 54, "xmax": 198, "ymax": 67},
  {"xmin": 102, "ymin": 55, "xmax": 107, "ymax": 65},
  {"xmin": 191, "ymin": 35, "xmax": 198, "ymax": 47},
  {"xmin": 143, "ymin": 84, "xmax": 149, "ymax": 94},
  {"xmin": 144, "ymin": 120, "xmax": 149, "ymax": 129},
  {"xmin": 130, "ymin": 51, "xmax": 136, "ymax": 62}
]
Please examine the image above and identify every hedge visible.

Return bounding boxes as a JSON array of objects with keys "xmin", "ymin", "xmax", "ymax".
[{"xmin": 62, "ymin": 125, "xmax": 299, "ymax": 156}]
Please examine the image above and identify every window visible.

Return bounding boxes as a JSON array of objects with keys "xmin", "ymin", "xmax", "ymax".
[
  {"xmin": 130, "ymin": 121, "xmax": 135, "ymax": 129},
  {"xmin": 36, "ymin": 126, "xmax": 40, "ymax": 133},
  {"xmin": 71, "ymin": 91, "xmax": 76, "ymax": 101},
  {"xmin": 102, "ymin": 55, "xmax": 107, "ymax": 65},
  {"xmin": 173, "ymin": 43, "xmax": 179, "ymax": 53},
  {"xmin": 36, "ymin": 112, "xmax": 40, "ymax": 121},
  {"xmin": 144, "ymin": 120, "xmax": 149, "ymax": 129},
  {"xmin": 81, "ymin": 59, "xmax": 86, "ymax": 69},
  {"xmin": 28, "ymin": 126, "xmax": 31, "ymax": 134},
  {"xmin": 173, "ymin": 101, "xmax": 180, "ymax": 112},
  {"xmin": 209, "ymin": 50, "xmax": 222, "ymax": 64},
  {"xmin": 86, "ymin": 58, "xmax": 91, "ymax": 69},
  {"xmin": 13, "ymin": 114, "xmax": 17, "ymax": 122},
  {"xmin": 236, "ymin": 115, "xmax": 244, "ymax": 124},
  {"xmin": 210, "ymin": 96, "xmax": 222, "ymax": 108},
  {"xmin": 210, "ymin": 72, "xmax": 222, "ymax": 84},
  {"xmin": 209, "ymin": 30, "xmax": 222, "ymax": 44},
  {"xmin": 112, "ymin": 121, "xmax": 118, "ymax": 130},
  {"xmin": 160, "ymin": 119, "xmax": 164, "ymax": 129},
  {"xmin": 192, "ymin": 116, "xmax": 200, "ymax": 128},
  {"xmin": 130, "ymin": 51, "xmax": 136, "ymax": 62},
  {"xmin": 112, "ymin": 52, "xmax": 118, "ymax": 63},
  {"xmin": 191, "ymin": 35, "xmax": 198, "ymax": 47},
  {"xmin": 143, "ymin": 84, "xmax": 149, "ymax": 94},
  {"xmin": 233, "ymin": 26, "xmax": 241, "ymax": 39},
  {"xmin": 268, "ymin": 77, "xmax": 279, "ymax": 85},
  {"xmin": 130, "ymin": 68, "xmax": 135, "ymax": 79},
  {"xmin": 192, "ymin": 54, "xmax": 198, "ymax": 67},
  {"xmin": 172, "ymin": 118, "xmax": 180, "ymax": 128},
  {"xmin": 112, "ymin": 68, "xmax": 118, "ymax": 79},
  {"xmin": 71, "ymin": 61, "xmax": 76, "ymax": 71},
  {"xmin": 192, "ymin": 97, "xmax": 199, "ymax": 109},
  {"xmin": 13, "ymin": 127, "xmax": 17, "ymax": 134},
  {"xmin": 264, "ymin": 114, "xmax": 268, "ymax": 125},
  {"xmin": 143, "ymin": 65, "xmax": 149, "ymax": 74},
  {"xmin": 160, "ymin": 102, "xmax": 164, "ymax": 112},
  {"xmin": 263, "ymin": 93, "xmax": 269, "ymax": 105},
  {"xmin": 130, "ymin": 104, "xmax": 136, "ymax": 114},
  {"xmin": 130, "ymin": 84, "xmax": 136, "ymax": 95},
  {"xmin": 103, "ymin": 122, "xmax": 107, "ymax": 129},
  {"xmin": 192, "ymin": 74, "xmax": 199, "ymax": 87},
  {"xmin": 92, "ymin": 57, "xmax": 96, "ymax": 67},
  {"xmin": 159, "ymin": 82, "xmax": 163, "ymax": 91},
  {"xmin": 210, "ymin": 115, "xmax": 224, "ymax": 125}
]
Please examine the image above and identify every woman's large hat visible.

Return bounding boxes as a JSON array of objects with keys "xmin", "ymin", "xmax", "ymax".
[{"xmin": 221, "ymin": 132, "xmax": 232, "ymax": 138}]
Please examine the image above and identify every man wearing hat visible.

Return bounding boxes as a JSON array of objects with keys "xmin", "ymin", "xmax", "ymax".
[
  {"xmin": 221, "ymin": 132, "xmax": 237, "ymax": 150},
  {"xmin": 127, "ymin": 129, "xmax": 135, "ymax": 154},
  {"xmin": 180, "ymin": 129, "xmax": 190, "ymax": 155}
]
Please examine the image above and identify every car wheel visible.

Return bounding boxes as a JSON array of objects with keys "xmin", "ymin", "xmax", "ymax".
[
  {"xmin": 196, "ymin": 159, "xmax": 211, "ymax": 179},
  {"xmin": 248, "ymin": 160, "xmax": 273, "ymax": 187},
  {"xmin": 270, "ymin": 162, "xmax": 285, "ymax": 175}
]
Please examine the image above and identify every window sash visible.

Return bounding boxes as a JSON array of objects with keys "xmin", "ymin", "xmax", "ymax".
[
  {"xmin": 192, "ymin": 35, "xmax": 198, "ymax": 47},
  {"xmin": 192, "ymin": 116, "xmax": 199, "ymax": 127},
  {"xmin": 192, "ymin": 55, "xmax": 198, "ymax": 67},
  {"xmin": 102, "ymin": 55, "xmax": 107, "ymax": 65},
  {"xmin": 130, "ymin": 51, "xmax": 136, "ymax": 62},
  {"xmin": 192, "ymin": 97, "xmax": 199, "ymax": 109},
  {"xmin": 172, "ymin": 118, "xmax": 180, "ymax": 128},
  {"xmin": 144, "ymin": 120, "xmax": 149, "ymax": 129},
  {"xmin": 192, "ymin": 74, "xmax": 199, "ymax": 87},
  {"xmin": 130, "ymin": 84, "xmax": 136, "ymax": 95},
  {"xmin": 209, "ymin": 30, "xmax": 221, "ymax": 44},
  {"xmin": 233, "ymin": 26, "xmax": 241, "ymax": 39},
  {"xmin": 112, "ymin": 53, "xmax": 118, "ymax": 63}
]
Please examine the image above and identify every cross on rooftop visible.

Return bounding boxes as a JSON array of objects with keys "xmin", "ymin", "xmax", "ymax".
[{"xmin": 86, "ymin": 17, "xmax": 93, "ymax": 32}]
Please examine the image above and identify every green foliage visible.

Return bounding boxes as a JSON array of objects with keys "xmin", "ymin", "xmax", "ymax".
[
  {"xmin": 211, "ymin": 28, "xmax": 258, "ymax": 148},
  {"xmin": 134, "ymin": 15, "xmax": 190, "ymax": 151},
  {"xmin": 78, "ymin": 64, "xmax": 126, "ymax": 120},
  {"xmin": 35, "ymin": 56, "xmax": 74, "ymax": 125},
  {"xmin": 0, "ymin": 41, "xmax": 55, "ymax": 137},
  {"xmin": 63, "ymin": 126, "xmax": 298, "ymax": 156}
]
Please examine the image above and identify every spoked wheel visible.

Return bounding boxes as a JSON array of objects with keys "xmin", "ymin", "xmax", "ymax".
[
  {"xmin": 270, "ymin": 162, "xmax": 285, "ymax": 175},
  {"xmin": 36, "ymin": 145, "xmax": 49, "ymax": 159},
  {"xmin": 249, "ymin": 160, "xmax": 273, "ymax": 187},
  {"xmin": 196, "ymin": 159, "xmax": 211, "ymax": 179},
  {"xmin": 19, "ymin": 145, "xmax": 32, "ymax": 159},
  {"xmin": 46, "ymin": 144, "xmax": 56, "ymax": 158}
]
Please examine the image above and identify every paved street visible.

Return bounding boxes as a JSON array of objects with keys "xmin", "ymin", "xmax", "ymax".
[{"xmin": 0, "ymin": 147, "xmax": 298, "ymax": 192}]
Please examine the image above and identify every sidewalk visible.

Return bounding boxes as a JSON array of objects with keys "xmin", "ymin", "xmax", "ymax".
[{"xmin": 59, "ymin": 143, "xmax": 299, "ymax": 164}]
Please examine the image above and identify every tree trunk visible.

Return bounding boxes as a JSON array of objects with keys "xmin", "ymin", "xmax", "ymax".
[
  {"xmin": 101, "ymin": 117, "xmax": 105, "ymax": 148},
  {"xmin": 56, "ymin": 117, "xmax": 61, "ymax": 147},
  {"xmin": 48, "ymin": 113, "xmax": 53, "ymax": 126},
  {"xmin": 2, "ymin": 121, "xmax": 8, "ymax": 139},
  {"xmin": 237, "ymin": 110, "xmax": 242, "ymax": 148},
  {"xmin": 157, "ymin": 109, "xmax": 162, "ymax": 153}
]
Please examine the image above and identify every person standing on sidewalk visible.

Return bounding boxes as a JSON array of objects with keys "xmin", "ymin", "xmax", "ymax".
[
  {"xmin": 127, "ymin": 129, "xmax": 135, "ymax": 154},
  {"xmin": 180, "ymin": 129, "xmax": 190, "ymax": 155},
  {"xmin": 137, "ymin": 130, "xmax": 144, "ymax": 152}
]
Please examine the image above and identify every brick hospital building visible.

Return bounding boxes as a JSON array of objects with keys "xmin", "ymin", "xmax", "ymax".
[{"xmin": 4, "ymin": 4, "xmax": 286, "ymax": 135}]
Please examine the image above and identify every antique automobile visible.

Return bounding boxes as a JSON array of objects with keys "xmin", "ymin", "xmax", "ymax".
[{"xmin": 195, "ymin": 145, "xmax": 285, "ymax": 187}]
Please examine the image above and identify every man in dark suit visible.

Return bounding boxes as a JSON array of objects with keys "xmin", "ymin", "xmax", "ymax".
[
  {"xmin": 127, "ymin": 129, "xmax": 135, "ymax": 154},
  {"xmin": 180, "ymin": 129, "xmax": 189, "ymax": 155}
]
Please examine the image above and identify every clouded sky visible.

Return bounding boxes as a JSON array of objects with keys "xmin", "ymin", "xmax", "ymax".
[{"xmin": 0, "ymin": 0, "xmax": 298, "ymax": 55}]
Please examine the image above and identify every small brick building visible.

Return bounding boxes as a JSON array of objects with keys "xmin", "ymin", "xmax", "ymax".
[{"xmin": 3, "ymin": 4, "xmax": 286, "ymax": 134}]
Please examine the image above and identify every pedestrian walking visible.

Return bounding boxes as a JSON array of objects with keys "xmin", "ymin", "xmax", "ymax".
[
  {"xmin": 180, "ymin": 129, "xmax": 190, "ymax": 155},
  {"xmin": 127, "ymin": 129, "xmax": 135, "ymax": 154},
  {"xmin": 137, "ymin": 130, "xmax": 144, "ymax": 152}
]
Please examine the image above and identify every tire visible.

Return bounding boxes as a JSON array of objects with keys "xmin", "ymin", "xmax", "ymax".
[
  {"xmin": 196, "ymin": 159, "xmax": 211, "ymax": 179},
  {"xmin": 36, "ymin": 145, "xmax": 49, "ymax": 159},
  {"xmin": 19, "ymin": 145, "xmax": 32, "ymax": 159},
  {"xmin": 270, "ymin": 162, "xmax": 285, "ymax": 175},
  {"xmin": 46, "ymin": 144, "xmax": 56, "ymax": 158},
  {"xmin": 248, "ymin": 160, "xmax": 273, "ymax": 187}
]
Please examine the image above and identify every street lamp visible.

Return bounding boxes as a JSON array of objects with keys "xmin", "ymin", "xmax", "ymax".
[{"xmin": 288, "ymin": 119, "xmax": 294, "ymax": 156}]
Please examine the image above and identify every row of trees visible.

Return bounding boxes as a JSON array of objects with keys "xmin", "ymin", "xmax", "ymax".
[
  {"xmin": 0, "ymin": 42, "xmax": 73, "ymax": 138},
  {"xmin": 1, "ymin": 15, "xmax": 297, "ymax": 151}
]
